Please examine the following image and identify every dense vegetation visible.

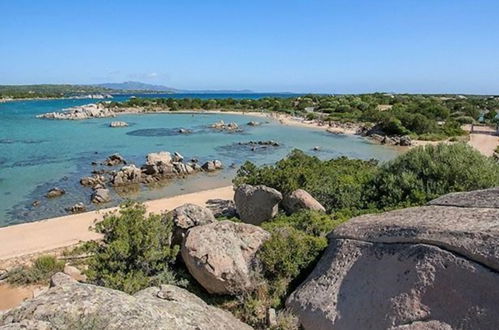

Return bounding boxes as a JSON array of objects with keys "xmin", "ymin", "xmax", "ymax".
[
  {"xmin": 84, "ymin": 202, "xmax": 181, "ymax": 294},
  {"xmin": 0, "ymin": 84, "xmax": 117, "ymax": 99},
  {"xmin": 109, "ymin": 93, "xmax": 499, "ymax": 139},
  {"xmin": 235, "ymin": 144, "xmax": 499, "ymax": 215}
]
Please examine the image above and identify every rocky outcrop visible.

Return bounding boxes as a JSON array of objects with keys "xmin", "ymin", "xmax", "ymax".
[
  {"xmin": 80, "ymin": 175, "xmax": 105, "ymax": 187},
  {"xmin": 234, "ymin": 184, "xmax": 282, "ymax": 225},
  {"xmin": 181, "ymin": 221, "xmax": 270, "ymax": 295},
  {"xmin": 109, "ymin": 121, "xmax": 128, "ymax": 127},
  {"xmin": 167, "ymin": 203, "xmax": 216, "ymax": 245},
  {"xmin": 146, "ymin": 151, "xmax": 172, "ymax": 165},
  {"xmin": 287, "ymin": 188, "xmax": 499, "ymax": 329},
  {"xmin": 91, "ymin": 188, "xmax": 111, "ymax": 204},
  {"xmin": 211, "ymin": 120, "xmax": 240, "ymax": 131},
  {"xmin": 282, "ymin": 189, "xmax": 326, "ymax": 214},
  {"xmin": 0, "ymin": 273, "xmax": 251, "ymax": 330},
  {"xmin": 112, "ymin": 165, "xmax": 142, "ymax": 186},
  {"xmin": 36, "ymin": 103, "xmax": 116, "ymax": 120},
  {"xmin": 45, "ymin": 187, "xmax": 65, "ymax": 198}
]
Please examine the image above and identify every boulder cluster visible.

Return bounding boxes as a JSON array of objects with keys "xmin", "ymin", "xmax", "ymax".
[
  {"xmin": 359, "ymin": 125, "xmax": 413, "ymax": 146},
  {"xmin": 36, "ymin": 103, "xmax": 116, "ymax": 120},
  {"xmin": 6, "ymin": 186, "xmax": 499, "ymax": 329},
  {"xmin": 211, "ymin": 120, "xmax": 240, "ymax": 132}
]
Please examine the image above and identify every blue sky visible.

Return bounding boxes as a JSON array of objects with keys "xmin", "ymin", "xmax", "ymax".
[{"xmin": 1, "ymin": 0, "xmax": 498, "ymax": 93}]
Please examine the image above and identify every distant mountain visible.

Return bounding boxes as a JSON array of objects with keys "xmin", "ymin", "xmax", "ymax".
[
  {"xmin": 95, "ymin": 81, "xmax": 178, "ymax": 93},
  {"xmin": 94, "ymin": 81, "xmax": 254, "ymax": 94}
]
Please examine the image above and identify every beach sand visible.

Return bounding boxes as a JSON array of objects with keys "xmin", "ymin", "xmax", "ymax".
[{"xmin": 0, "ymin": 186, "xmax": 234, "ymax": 263}]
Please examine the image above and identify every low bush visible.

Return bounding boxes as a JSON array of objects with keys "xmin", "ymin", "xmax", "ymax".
[
  {"xmin": 85, "ymin": 202, "xmax": 180, "ymax": 294},
  {"xmin": 367, "ymin": 143, "xmax": 499, "ymax": 209},
  {"xmin": 8, "ymin": 255, "xmax": 64, "ymax": 285}
]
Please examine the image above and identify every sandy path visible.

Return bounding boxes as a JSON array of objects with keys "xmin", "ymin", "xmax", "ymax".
[{"xmin": 0, "ymin": 186, "xmax": 234, "ymax": 261}]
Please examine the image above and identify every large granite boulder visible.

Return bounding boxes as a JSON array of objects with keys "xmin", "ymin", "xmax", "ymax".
[
  {"xmin": 234, "ymin": 184, "xmax": 282, "ymax": 225},
  {"xmin": 91, "ymin": 188, "xmax": 111, "ymax": 204},
  {"xmin": 287, "ymin": 188, "xmax": 499, "ymax": 329},
  {"xmin": 167, "ymin": 203, "xmax": 216, "ymax": 245},
  {"xmin": 282, "ymin": 189, "xmax": 326, "ymax": 214},
  {"xmin": 181, "ymin": 220, "xmax": 270, "ymax": 295},
  {"xmin": 0, "ymin": 273, "xmax": 251, "ymax": 330}
]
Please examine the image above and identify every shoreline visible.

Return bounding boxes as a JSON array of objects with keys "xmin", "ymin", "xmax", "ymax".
[{"xmin": 0, "ymin": 185, "xmax": 234, "ymax": 264}]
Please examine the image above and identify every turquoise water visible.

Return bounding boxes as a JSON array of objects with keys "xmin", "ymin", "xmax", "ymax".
[{"xmin": 0, "ymin": 94, "xmax": 399, "ymax": 226}]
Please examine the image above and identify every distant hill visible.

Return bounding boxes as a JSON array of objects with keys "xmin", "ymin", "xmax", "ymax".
[
  {"xmin": 95, "ymin": 81, "xmax": 178, "ymax": 93},
  {"xmin": 95, "ymin": 81, "xmax": 254, "ymax": 94}
]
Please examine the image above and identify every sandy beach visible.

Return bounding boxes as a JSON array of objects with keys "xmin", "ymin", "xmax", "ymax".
[{"xmin": 0, "ymin": 186, "xmax": 234, "ymax": 263}]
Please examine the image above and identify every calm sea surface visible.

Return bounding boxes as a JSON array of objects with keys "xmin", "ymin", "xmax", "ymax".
[{"xmin": 0, "ymin": 93, "xmax": 399, "ymax": 226}]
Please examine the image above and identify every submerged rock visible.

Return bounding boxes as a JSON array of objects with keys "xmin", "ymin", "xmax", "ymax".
[
  {"xmin": 46, "ymin": 187, "xmax": 65, "ymax": 198},
  {"xmin": 109, "ymin": 121, "xmax": 129, "ymax": 127},
  {"xmin": 0, "ymin": 273, "xmax": 251, "ymax": 330},
  {"xmin": 182, "ymin": 220, "xmax": 270, "ymax": 295}
]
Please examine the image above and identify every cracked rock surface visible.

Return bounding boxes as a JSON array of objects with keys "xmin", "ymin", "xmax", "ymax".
[{"xmin": 287, "ymin": 188, "xmax": 499, "ymax": 330}]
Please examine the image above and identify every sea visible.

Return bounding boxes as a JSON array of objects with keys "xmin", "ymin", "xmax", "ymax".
[{"xmin": 0, "ymin": 93, "xmax": 399, "ymax": 226}]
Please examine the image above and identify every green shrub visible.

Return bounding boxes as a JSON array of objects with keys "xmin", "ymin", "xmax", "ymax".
[
  {"xmin": 8, "ymin": 255, "xmax": 64, "ymax": 285},
  {"xmin": 85, "ymin": 202, "xmax": 179, "ymax": 294},
  {"xmin": 259, "ymin": 211, "xmax": 342, "ymax": 306},
  {"xmin": 367, "ymin": 143, "xmax": 499, "ymax": 209},
  {"xmin": 234, "ymin": 149, "xmax": 378, "ymax": 212}
]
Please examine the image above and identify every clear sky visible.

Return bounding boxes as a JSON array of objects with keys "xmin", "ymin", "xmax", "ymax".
[{"xmin": 1, "ymin": 0, "xmax": 498, "ymax": 94}]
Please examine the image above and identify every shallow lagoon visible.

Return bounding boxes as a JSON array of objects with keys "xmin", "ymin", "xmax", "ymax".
[{"xmin": 0, "ymin": 96, "xmax": 399, "ymax": 226}]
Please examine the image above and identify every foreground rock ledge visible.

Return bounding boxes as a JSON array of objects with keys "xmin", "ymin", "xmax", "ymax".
[
  {"xmin": 0, "ymin": 273, "xmax": 252, "ymax": 330},
  {"xmin": 287, "ymin": 188, "xmax": 499, "ymax": 330}
]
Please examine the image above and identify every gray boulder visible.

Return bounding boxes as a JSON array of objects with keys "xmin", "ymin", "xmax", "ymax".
[
  {"xmin": 80, "ymin": 175, "xmax": 105, "ymax": 187},
  {"xmin": 109, "ymin": 121, "xmax": 128, "ymax": 127},
  {"xmin": 234, "ymin": 184, "xmax": 282, "ymax": 225},
  {"xmin": 167, "ymin": 203, "xmax": 216, "ymax": 245},
  {"xmin": 282, "ymin": 189, "xmax": 326, "ymax": 214},
  {"xmin": 181, "ymin": 220, "xmax": 270, "ymax": 295},
  {"xmin": 286, "ymin": 188, "xmax": 499, "ymax": 330},
  {"xmin": 66, "ymin": 202, "xmax": 86, "ymax": 214},
  {"xmin": 0, "ymin": 273, "xmax": 251, "ymax": 330},
  {"xmin": 112, "ymin": 165, "xmax": 142, "ymax": 186}
]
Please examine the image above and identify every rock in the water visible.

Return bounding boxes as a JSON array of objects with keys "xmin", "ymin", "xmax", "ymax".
[
  {"xmin": 46, "ymin": 188, "xmax": 65, "ymax": 198},
  {"xmin": 80, "ymin": 175, "xmax": 105, "ymax": 187},
  {"xmin": 181, "ymin": 220, "xmax": 270, "ymax": 295},
  {"xmin": 282, "ymin": 189, "xmax": 326, "ymax": 214},
  {"xmin": 167, "ymin": 203, "xmax": 216, "ymax": 245},
  {"xmin": 0, "ymin": 273, "xmax": 251, "ymax": 330},
  {"xmin": 36, "ymin": 103, "xmax": 116, "ymax": 120},
  {"xmin": 31, "ymin": 200, "xmax": 41, "ymax": 207},
  {"xmin": 103, "ymin": 153, "xmax": 125, "ymax": 166},
  {"xmin": 178, "ymin": 128, "xmax": 192, "ymax": 134},
  {"xmin": 201, "ymin": 160, "xmax": 223, "ymax": 172},
  {"xmin": 146, "ymin": 151, "xmax": 172, "ymax": 165},
  {"xmin": 172, "ymin": 152, "xmax": 184, "ymax": 162},
  {"xmin": 234, "ymin": 184, "xmax": 282, "ymax": 225},
  {"xmin": 286, "ymin": 188, "xmax": 499, "ymax": 330},
  {"xmin": 247, "ymin": 121, "xmax": 261, "ymax": 126},
  {"xmin": 109, "ymin": 121, "xmax": 128, "ymax": 128},
  {"xmin": 91, "ymin": 188, "xmax": 111, "ymax": 204},
  {"xmin": 66, "ymin": 202, "xmax": 86, "ymax": 214},
  {"xmin": 112, "ymin": 165, "xmax": 142, "ymax": 186}
]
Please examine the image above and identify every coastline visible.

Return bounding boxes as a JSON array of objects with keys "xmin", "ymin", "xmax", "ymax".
[{"xmin": 0, "ymin": 185, "xmax": 234, "ymax": 264}]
